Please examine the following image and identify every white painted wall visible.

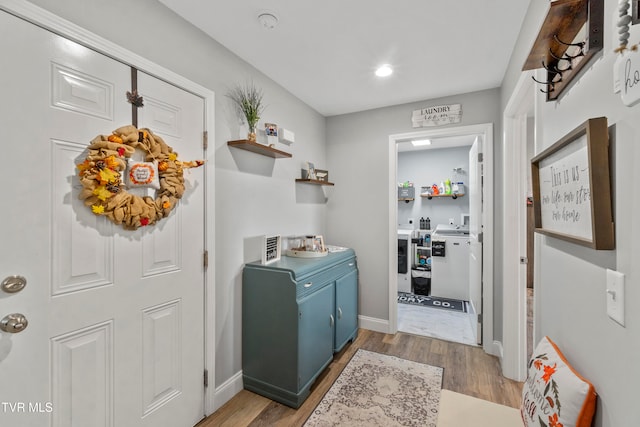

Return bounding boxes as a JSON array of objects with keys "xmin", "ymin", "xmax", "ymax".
[
  {"xmin": 25, "ymin": 0, "xmax": 328, "ymax": 399},
  {"xmin": 326, "ymin": 89, "xmax": 502, "ymax": 326},
  {"xmin": 397, "ymin": 147, "xmax": 470, "ymax": 229},
  {"xmin": 501, "ymin": 1, "xmax": 640, "ymax": 425}
]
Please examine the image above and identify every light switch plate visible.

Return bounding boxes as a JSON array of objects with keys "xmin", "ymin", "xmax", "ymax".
[{"xmin": 606, "ymin": 269, "xmax": 625, "ymax": 327}]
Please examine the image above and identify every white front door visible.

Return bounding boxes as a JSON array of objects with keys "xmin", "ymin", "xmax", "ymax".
[
  {"xmin": 0, "ymin": 11, "xmax": 205, "ymax": 427},
  {"xmin": 468, "ymin": 137, "xmax": 483, "ymax": 345}
]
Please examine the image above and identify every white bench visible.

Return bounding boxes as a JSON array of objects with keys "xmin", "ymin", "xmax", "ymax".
[
  {"xmin": 437, "ymin": 390, "xmax": 522, "ymax": 427},
  {"xmin": 437, "ymin": 336, "xmax": 597, "ymax": 427}
]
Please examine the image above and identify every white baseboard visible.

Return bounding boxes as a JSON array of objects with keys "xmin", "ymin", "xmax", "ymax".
[
  {"xmin": 358, "ymin": 315, "xmax": 390, "ymax": 333},
  {"xmin": 212, "ymin": 370, "xmax": 243, "ymax": 413},
  {"xmin": 492, "ymin": 340, "xmax": 504, "ymax": 360}
]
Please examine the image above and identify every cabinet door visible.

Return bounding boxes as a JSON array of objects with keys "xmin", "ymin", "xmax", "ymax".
[
  {"xmin": 335, "ymin": 269, "xmax": 358, "ymax": 352},
  {"xmin": 298, "ymin": 283, "xmax": 335, "ymax": 390}
]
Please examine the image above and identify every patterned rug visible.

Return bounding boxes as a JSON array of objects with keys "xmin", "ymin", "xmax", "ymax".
[
  {"xmin": 397, "ymin": 291, "xmax": 466, "ymax": 312},
  {"xmin": 303, "ymin": 349, "xmax": 443, "ymax": 427}
]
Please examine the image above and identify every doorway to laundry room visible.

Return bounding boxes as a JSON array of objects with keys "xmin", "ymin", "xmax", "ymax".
[{"xmin": 388, "ymin": 123, "xmax": 494, "ymax": 349}]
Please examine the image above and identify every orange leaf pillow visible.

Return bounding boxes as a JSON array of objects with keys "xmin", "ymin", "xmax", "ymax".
[
  {"xmin": 521, "ymin": 336, "xmax": 596, "ymax": 427},
  {"xmin": 126, "ymin": 160, "xmax": 160, "ymax": 189}
]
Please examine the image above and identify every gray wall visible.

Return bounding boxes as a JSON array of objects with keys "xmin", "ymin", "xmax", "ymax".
[
  {"xmin": 26, "ymin": 0, "xmax": 328, "ymax": 391},
  {"xmin": 501, "ymin": 0, "xmax": 639, "ymax": 425},
  {"xmin": 397, "ymin": 147, "xmax": 470, "ymax": 228},
  {"xmin": 326, "ymin": 89, "xmax": 501, "ymax": 323}
]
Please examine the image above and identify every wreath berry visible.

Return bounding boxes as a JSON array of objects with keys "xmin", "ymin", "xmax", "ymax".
[{"xmin": 77, "ymin": 125, "xmax": 204, "ymax": 230}]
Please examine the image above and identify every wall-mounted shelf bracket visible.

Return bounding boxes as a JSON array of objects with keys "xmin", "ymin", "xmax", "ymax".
[{"xmin": 522, "ymin": 0, "xmax": 603, "ymax": 101}]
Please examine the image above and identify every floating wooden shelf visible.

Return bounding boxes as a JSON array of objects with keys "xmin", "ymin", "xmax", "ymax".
[
  {"xmin": 295, "ymin": 179, "xmax": 335, "ymax": 186},
  {"xmin": 227, "ymin": 139, "xmax": 292, "ymax": 158},
  {"xmin": 421, "ymin": 193, "xmax": 465, "ymax": 199},
  {"xmin": 522, "ymin": 0, "xmax": 603, "ymax": 101}
]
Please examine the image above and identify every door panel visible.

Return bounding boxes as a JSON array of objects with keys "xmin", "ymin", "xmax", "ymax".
[
  {"xmin": 52, "ymin": 140, "xmax": 115, "ymax": 296},
  {"xmin": 142, "ymin": 300, "xmax": 182, "ymax": 415},
  {"xmin": 1, "ymin": 12, "xmax": 130, "ymax": 427},
  {"xmin": 0, "ymin": 11, "xmax": 205, "ymax": 427},
  {"xmin": 298, "ymin": 284, "xmax": 334, "ymax": 389},
  {"xmin": 335, "ymin": 269, "xmax": 358, "ymax": 352},
  {"xmin": 131, "ymin": 71, "xmax": 205, "ymax": 427},
  {"xmin": 51, "ymin": 321, "xmax": 113, "ymax": 427}
]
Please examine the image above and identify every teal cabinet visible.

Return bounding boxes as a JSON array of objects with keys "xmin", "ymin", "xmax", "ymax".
[
  {"xmin": 298, "ymin": 283, "xmax": 335, "ymax": 389},
  {"xmin": 334, "ymin": 268, "xmax": 358, "ymax": 352},
  {"xmin": 242, "ymin": 249, "xmax": 358, "ymax": 408}
]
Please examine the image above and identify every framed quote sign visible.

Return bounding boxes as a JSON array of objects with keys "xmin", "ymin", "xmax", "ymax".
[{"xmin": 531, "ymin": 117, "xmax": 614, "ymax": 249}]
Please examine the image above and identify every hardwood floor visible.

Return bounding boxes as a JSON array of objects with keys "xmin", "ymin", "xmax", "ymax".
[{"xmin": 198, "ymin": 329, "xmax": 523, "ymax": 427}]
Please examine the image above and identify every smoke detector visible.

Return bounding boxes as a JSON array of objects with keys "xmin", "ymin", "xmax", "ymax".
[{"xmin": 258, "ymin": 12, "xmax": 278, "ymax": 30}]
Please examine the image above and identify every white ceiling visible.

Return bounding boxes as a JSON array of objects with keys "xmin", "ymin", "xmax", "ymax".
[
  {"xmin": 396, "ymin": 134, "xmax": 477, "ymax": 152},
  {"xmin": 158, "ymin": 0, "xmax": 531, "ymax": 117}
]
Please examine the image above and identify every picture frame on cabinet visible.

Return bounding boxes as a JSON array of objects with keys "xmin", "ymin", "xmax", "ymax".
[
  {"xmin": 265, "ymin": 122, "xmax": 278, "ymax": 136},
  {"xmin": 315, "ymin": 169, "xmax": 329, "ymax": 182},
  {"xmin": 302, "ymin": 161, "xmax": 316, "ymax": 180}
]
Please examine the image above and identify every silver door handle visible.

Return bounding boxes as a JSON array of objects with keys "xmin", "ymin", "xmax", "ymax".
[
  {"xmin": 330, "ymin": 314, "xmax": 334, "ymax": 327},
  {"xmin": 338, "ymin": 307, "xmax": 343, "ymax": 319},
  {"xmin": 348, "ymin": 263, "xmax": 355, "ymax": 267},
  {"xmin": 0, "ymin": 313, "xmax": 28, "ymax": 333},
  {"xmin": 304, "ymin": 282, "xmax": 313, "ymax": 288},
  {"xmin": 1, "ymin": 276, "xmax": 27, "ymax": 294}
]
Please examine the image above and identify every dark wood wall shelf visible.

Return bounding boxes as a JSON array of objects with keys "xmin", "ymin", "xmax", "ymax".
[
  {"xmin": 522, "ymin": 0, "xmax": 603, "ymax": 101},
  {"xmin": 295, "ymin": 179, "xmax": 335, "ymax": 186},
  {"xmin": 227, "ymin": 139, "xmax": 292, "ymax": 158},
  {"xmin": 421, "ymin": 193, "xmax": 465, "ymax": 200}
]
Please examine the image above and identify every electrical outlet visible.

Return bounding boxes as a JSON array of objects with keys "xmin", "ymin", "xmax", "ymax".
[
  {"xmin": 408, "ymin": 218, "xmax": 414, "ymax": 225},
  {"xmin": 606, "ymin": 269, "xmax": 625, "ymax": 327},
  {"xmin": 448, "ymin": 218, "xmax": 454, "ymax": 225}
]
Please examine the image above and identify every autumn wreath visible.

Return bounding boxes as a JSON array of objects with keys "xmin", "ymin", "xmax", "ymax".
[{"xmin": 77, "ymin": 125, "xmax": 203, "ymax": 230}]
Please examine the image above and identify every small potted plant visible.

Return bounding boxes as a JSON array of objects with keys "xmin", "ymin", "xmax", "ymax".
[{"xmin": 227, "ymin": 82, "xmax": 265, "ymax": 142}]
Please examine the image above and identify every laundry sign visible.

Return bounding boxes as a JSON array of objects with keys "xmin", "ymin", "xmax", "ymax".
[{"xmin": 412, "ymin": 103, "xmax": 462, "ymax": 128}]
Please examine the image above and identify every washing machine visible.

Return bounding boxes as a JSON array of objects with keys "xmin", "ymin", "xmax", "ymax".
[
  {"xmin": 430, "ymin": 225, "xmax": 470, "ymax": 301},
  {"xmin": 397, "ymin": 230, "xmax": 412, "ymax": 293}
]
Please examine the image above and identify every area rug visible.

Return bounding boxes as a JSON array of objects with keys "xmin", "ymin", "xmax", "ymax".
[
  {"xmin": 303, "ymin": 349, "xmax": 443, "ymax": 427},
  {"xmin": 397, "ymin": 291, "xmax": 466, "ymax": 313}
]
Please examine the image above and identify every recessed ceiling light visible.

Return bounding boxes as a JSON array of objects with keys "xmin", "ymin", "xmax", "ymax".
[
  {"xmin": 411, "ymin": 139, "xmax": 432, "ymax": 146},
  {"xmin": 375, "ymin": 64, "xmax": 393, "ymax": 77}
]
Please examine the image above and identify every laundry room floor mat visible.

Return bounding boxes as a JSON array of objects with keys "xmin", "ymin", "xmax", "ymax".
[{"xmin": 397, "ymin": 292, "xmax": 466, "ymax": 312}]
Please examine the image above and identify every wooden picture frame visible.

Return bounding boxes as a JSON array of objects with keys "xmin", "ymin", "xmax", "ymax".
[{"xmin": 531, "ymin": 117, "xmax": 614, "ymax": 249}]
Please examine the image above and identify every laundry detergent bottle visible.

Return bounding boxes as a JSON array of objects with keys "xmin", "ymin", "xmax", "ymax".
[{"xmin": 444, "ymin": 179, "xmax": 451, "ymax": 194}]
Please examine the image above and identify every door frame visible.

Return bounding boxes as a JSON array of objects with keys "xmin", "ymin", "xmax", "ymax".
[
  {"xmin": 502, "ymin": 70, "xmax": 536, "ymax": 381},
  {"xmin": 387, "ymin": 122, "xmax": 496, "ymax": 356},
  {"xmin": 0, "ymin": 0, "xmax": 217, "ymax": 415}
]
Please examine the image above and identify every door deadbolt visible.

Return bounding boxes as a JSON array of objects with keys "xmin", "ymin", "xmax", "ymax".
[
  {"xmin": 1, "ymin": 276, "xmax": 27, "ymax": 293},
  {"xmin": 0, "ymin": 313, "xmax": 28, "ymax": 333}
]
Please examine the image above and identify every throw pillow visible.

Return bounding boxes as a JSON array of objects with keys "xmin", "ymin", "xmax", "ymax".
[{"xmin": 521, "ymin": 336, "xmax": 596, "ymax": 427}]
